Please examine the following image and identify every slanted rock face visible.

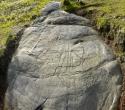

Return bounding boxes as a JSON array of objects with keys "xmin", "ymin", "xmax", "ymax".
[{"xmin": 4, "ymin": 2, "xmax": 122, "ymax": 110}]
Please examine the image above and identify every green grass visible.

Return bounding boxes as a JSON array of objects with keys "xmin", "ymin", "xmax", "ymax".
[
  {"xmin": 63, "ymin": 0, "xmax": 125, "ymax": 29},
  {"xmin": 62, "ymin": 0, "xmax": 83, "ymax": 12},
  {"xmin": 84, "ymin": 0, "xmax": 125, "ymax": 30},
  {"xmin": 0, "ymin": 0, "xmax": 55, "ymax": 56}
]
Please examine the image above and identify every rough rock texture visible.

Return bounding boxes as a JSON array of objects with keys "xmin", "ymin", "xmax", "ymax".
[
  {"xmin": 41, "ymin": 1, "xmax": 61, "ymax": 16},
  {"xmin": 5, "ymin": 2, "xmax": 122, "ymax": 110}
]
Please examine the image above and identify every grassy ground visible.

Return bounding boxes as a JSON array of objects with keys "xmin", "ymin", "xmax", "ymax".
[
  {"xmin": 0, "ymin": 0, "xmax": 55, "ymax": 56},
  {"xmin": 64, "ymin": 0, "xmax": 125, "ymax": 32},
  {"xmin": 83, "ymin": 0, "xmax": 125, "ymax": 28}
]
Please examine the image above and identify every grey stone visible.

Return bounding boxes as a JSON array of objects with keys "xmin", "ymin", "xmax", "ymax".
[
  {"xmin": 4, "ymin": 2, "xmax": 122, "ymax": 110},
  {"xmin": 33, "ymin": 16, "xmax": 47, "ymax": 24},
  {"xmin": 41, "ymin": 1, "xmax": 62, "ymax": 16},
  {"xmin": 34, "ymin": 10, "xmax": 90, "ymax": 26},
  {"xmin": 43, "ymin": 10, "xmax": 90, "ymax": 25}
]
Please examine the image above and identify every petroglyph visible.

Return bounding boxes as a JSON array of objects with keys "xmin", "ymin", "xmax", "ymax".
[{"xmin": 5, "ymin": 2, "xmax": 122, "ymax": 110}]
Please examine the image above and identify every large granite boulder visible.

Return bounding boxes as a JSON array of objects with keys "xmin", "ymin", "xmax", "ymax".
[{"xmin": 4, "ymin": 2, "xmax": 122, "ymax": 110}]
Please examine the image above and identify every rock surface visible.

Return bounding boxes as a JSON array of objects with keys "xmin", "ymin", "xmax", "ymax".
[
  {"xmin": 41, "ymin": 1, "xmax": 61, "ymax": 16},
  {"xmin": 5, "ymin": 2, "xmax": 122, "ymax": 110}
]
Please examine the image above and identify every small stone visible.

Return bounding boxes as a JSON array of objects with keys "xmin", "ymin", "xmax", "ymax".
[{"xmin": 41, "ymin": 1, "xmax": 62, "ymax": 16}]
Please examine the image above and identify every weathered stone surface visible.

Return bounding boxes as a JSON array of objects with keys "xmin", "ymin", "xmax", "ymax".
[
  {"xmin": 5, "ymin": 2, "xmax": 122, "ymax": 110},
  {"xmin": 41, "ymin": 1, "xmax": 61, "ymax": 16},
  {"xmin": 43, "ymin": 10, "xmax": 90, "ymax": 25}
]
